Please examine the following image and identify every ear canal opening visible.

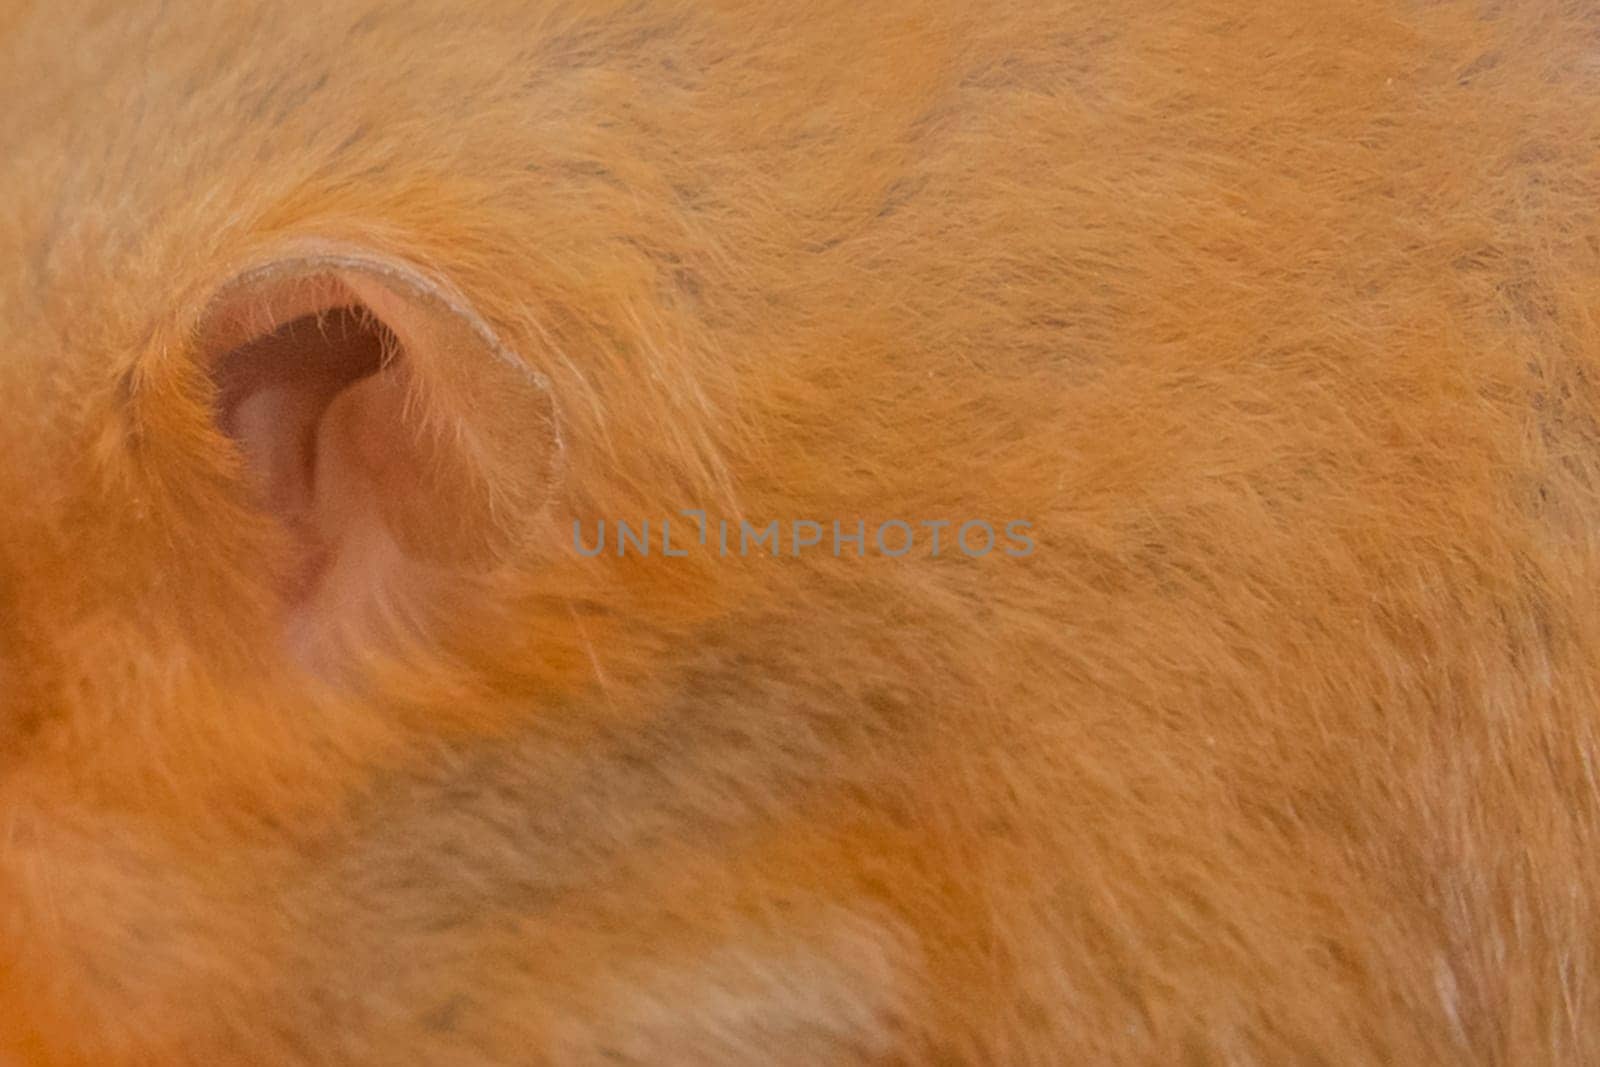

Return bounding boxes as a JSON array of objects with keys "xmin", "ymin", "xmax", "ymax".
[
  {"xmin": 201, "ymin": 272, "xmax": 471, "ymax": 624},
  {"xmin": 212, "ymin": 305, "xmax": 397, "ymax": 525}
]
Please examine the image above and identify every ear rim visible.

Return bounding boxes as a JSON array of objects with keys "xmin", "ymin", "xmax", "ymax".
[
  {"xmin": 191, "ymin": 236, "xmax": 567, "ymax": 518},
  {"xmin": 196, "ymin": 238, "xmax": 562, "ymax": 433}
]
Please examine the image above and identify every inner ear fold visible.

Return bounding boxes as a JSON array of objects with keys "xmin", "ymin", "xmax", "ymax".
[{"xmin": 195, "ymin": 247, "xmax": 559, "ymax": 658}]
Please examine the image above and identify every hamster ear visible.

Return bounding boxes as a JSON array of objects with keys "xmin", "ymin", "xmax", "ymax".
[{"xmin": 195, "ymin": 243, "xmax": 560, "ymax": 661}]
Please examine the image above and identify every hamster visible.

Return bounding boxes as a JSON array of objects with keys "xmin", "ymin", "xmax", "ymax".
[{"xmin": 4, "ymin": 1, "xmax": 1600, "ymax": 1062}]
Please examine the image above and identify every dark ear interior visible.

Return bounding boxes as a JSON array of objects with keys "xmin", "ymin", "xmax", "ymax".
[{"xmin": 212, "ymin": 306, "xmax": 394, "ymax": 554}]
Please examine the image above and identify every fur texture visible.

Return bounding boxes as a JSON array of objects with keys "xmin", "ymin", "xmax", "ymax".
[{"xmin": 5, "ymin": 0, "xmax": 1600, "ymax": 1062}]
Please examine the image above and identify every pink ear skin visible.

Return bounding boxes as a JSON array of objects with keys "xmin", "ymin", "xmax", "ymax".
[{"xmin": 194, "ymin": 244, "xmax": 561, "ymax": 669}]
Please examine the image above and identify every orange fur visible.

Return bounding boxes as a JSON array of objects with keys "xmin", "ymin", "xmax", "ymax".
[{"xmin": 5, "ymin": 0, "xmax": 1600, "ymax": 1062}]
